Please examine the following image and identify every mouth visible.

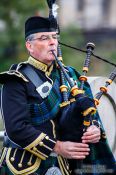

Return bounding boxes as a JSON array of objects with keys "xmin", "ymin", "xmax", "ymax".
[{"xmin": 49, "ymin": 49, "xmax": 56, "ymax": 54}]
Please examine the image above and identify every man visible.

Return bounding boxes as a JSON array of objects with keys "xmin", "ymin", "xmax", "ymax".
[{"xmin": 0, "ymin": 16, "xmax": 111, "ymax": 175}]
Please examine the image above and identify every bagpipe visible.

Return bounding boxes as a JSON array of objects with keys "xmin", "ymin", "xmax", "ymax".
[
  {"xmin": 46, "ymin": 0, "xmax": 116, "ymax": 141},
  {"xmin": 52, "ymin": 45, "xmax": 116, "ymax": 142},
  {"xmin": 46, "ymin": 1, "xmax": 116, "ymax": 173}
]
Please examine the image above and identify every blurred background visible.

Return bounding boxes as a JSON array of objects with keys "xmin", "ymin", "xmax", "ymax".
[
  {"xmin": 0, "ymin": 0, "xmax": 116, "ymax": 75},
  {"xmin": 0, "ymin": 0, "xmax": 116, "ymax": 152}
]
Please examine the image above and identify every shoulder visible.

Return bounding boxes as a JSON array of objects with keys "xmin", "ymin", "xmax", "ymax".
[{"xmin": 0, "ymin": 62, "xmax": 29, "ymax": 84}]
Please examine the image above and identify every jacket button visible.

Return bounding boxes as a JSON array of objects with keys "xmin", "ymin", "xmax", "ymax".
[
  {"xmin": 39, "ymin": 141, "xmax": 44, "ymax": 146},
  {"xmin": 18, "ymin": 163, "xmax": 22, "ymax": 168},
  {"xmin": 45, "ymin": 136, "xmax": 49, "ymax": 140},
  {"xmin": 33, "ymin": 147, "xmax": 37, "ymax": 151}
]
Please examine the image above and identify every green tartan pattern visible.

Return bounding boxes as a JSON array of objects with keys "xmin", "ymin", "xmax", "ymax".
[
  {"xmin": 0, "ymin": 164, "xmax": 13, "ymax": 175},
  {"xmin": 29, "ymin": 66, "xmax": 93, "ymax": 126},
  {"xmin": 82, "ymin": 142, "xmax": 116, "ymax": 175},
  {"xmin": 29, "ymin": 77, "xmax": 62, "ymax": 125}
]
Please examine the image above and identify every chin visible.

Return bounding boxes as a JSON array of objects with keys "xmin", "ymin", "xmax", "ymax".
[
  {"xmin": 49, "ymin": 54, "xmax": 55, "ymax": 60},
  {"xmin": 48, "ymin": 59, "xmax": 55, "ymax": 63},
  {"xmin": 46, "ymin": 58, "xmax": 54, "ymax": 65}
]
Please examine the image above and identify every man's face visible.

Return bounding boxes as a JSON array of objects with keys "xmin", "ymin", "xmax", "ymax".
[{"xmin": 26, "ymin": 31, "xmax": 58, "ymax": 65}]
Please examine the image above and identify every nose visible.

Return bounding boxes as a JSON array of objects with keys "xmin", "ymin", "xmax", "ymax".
[{"xmin": 49, "ymin": 37, "xmax": 57, "ymax": 45}]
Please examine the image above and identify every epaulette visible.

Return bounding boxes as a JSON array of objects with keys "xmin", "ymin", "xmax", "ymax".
[{"xmin": 0, "ymin": 62, "xmax": 29, "ymax": 84}]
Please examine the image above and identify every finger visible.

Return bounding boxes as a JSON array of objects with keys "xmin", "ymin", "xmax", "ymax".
[
  {"xmin": 69, "ymin": 147, "xmax": 90, "ymax": 152},
  {"xmin": 73, "ymin": 143, "xmax": 89, "ymax": 148},
  {"xmin": 82, "ymin": 137, "xmax": 100, "ymax": 143},
  {"xmin": 84, "ymin": 138, "xmax": 100, "ymax": 143},
  {"xmin": 91, "ymin": 139, "xmax": 100, "ymax": 143},
  {"xmin": 82, "ymin": 133, "xmax": 100, "ymax": 141},
  {"xmin": 69, "ymin": 152, "xmax": 89, "ymax": 159},
  {"xmin": 83, "ymin": 130, "xmax": 100, "ymax": 136},
  {"xmin": 65, "ymin": 147, "xmax": 90, "ymax": 153},
  {"xmin": 82, "ymin": 133, "xmax": 100, "ymax": 140},
  {"xmin": 84, "ymin": 125, "xmax": 100, "ymax": 133},
  {"xmin": 87, "ymin": 125, "xmax": 99, "ymax": 131},
  {"xmin": 82, "ymin": 134, "xmax": 100, "ymax": 140}
]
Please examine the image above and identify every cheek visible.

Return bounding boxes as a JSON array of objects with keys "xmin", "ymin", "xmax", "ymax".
[
  {"xmin": 37, "ymin": 45, "xmax": 49, "ymax": 59},
  {"xmin": 32, "ymin": 44, "xmax": 43, "ymax": 55},
  {"xmin": 37, "ymin": 43, "xmax": 47, "ymax": 52},
  {"xmin": 38, "ymin": 47, "xmax": 48, "ymax": 57}
]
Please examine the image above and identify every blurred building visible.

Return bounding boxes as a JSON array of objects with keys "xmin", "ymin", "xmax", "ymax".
[
  {"xmin": 59, "ymin": 0, "xmax": 116, "ymax": 30},
  {"xmin": 58, "ymin": 0, "xmax": 116, "ymax": 44}
]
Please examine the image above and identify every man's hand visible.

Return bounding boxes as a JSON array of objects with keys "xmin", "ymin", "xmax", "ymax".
[
  {"xmin": 53, "ymin": 141, "xmax": 90, "ymax": 159},
  {"xmin": 81, "ymin": 125, "xmax": 101, "ymax": 143}
]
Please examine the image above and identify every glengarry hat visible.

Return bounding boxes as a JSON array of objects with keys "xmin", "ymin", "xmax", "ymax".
[{"xmin": 25, "ymin": 16, "xmax": 57, "ymax": 38}]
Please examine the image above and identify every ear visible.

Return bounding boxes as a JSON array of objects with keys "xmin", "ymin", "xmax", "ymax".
[{"xmin": 25, "ymin": 41, "xmax": 33, "ymax": 53}]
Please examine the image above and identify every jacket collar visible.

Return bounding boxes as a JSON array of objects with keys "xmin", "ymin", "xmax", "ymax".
[{"xmin": 27, "ymin": 56, "xmax": 53, "ymax": 76}]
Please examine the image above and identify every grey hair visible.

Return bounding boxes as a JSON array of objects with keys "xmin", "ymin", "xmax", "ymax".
[{"xmin": 25, "ymin": 33, "xmax": 36, "ymax": 42}]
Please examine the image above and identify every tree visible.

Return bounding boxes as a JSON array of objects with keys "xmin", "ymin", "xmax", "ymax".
[{"xmin": 0, "ymin": 0, "xmax": 47, "ymax": 71}]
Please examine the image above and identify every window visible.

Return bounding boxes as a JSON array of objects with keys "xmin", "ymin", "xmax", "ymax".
[{"xmin": 78, "ymin": 0, "xmax": 84, "ymax": 11}]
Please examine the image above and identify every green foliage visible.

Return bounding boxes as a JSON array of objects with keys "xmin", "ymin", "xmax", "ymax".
[
  {"xmin": 111, "ymin": 52, "xmax": 116, "ymax": 63},
  {"xmin": 0, "ymin": 0, "xmax": 46, "ymax": 41},
  {"xmin": 59, "ymin": 27, "xmax": 85, "ymax": 73},
  {"xmin": 0, "ymin": 0, "xmax": 47, "ymax": 71}
]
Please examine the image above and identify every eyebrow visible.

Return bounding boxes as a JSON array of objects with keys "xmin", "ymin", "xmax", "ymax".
[{"xmin": 40, "ymin": 34, "xmax": 57, "ymax": 37}]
